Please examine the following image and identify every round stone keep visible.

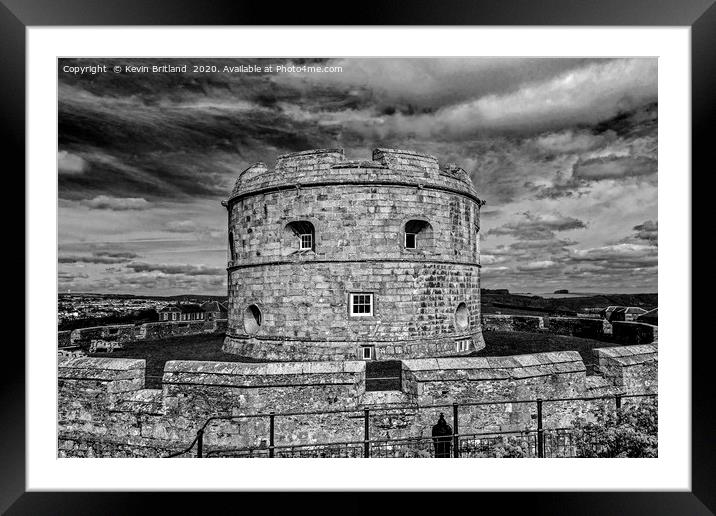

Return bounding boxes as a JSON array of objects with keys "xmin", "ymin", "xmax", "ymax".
[{"xmin": 222, "ymin": 148, "xmax": 485, "ymax": 361}]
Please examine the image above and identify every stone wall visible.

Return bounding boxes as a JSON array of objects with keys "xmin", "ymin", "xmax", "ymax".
[
  {"xmin": 593, "ymin": 344, "xmax": 657, "ymax": 394},
  {"xmin": 225, "ymin": 261, "xmax": 483, "ymax": 361},
  {"xmin": 58, "ymin": 330, "xmax": 72, "ymax": 348},
  {"xmin": 544, "ymin": 317, "xmax": 605, "ymax": 338},
  {"xmin": 70, "ymin": 324, "xmax": 138, "ymax": 347},
  {"xmin": 611, "ymin": 321, "xmax": 658, "ymax": 345},
  {"xmin": 139, "ymin": 320, "xmax": 226, "ymax": 341},
  {"xmin": 63, "ymin": 319, "xmax": 227, "ymax": 350},
  {"xmin": 225, "ymin": 148, "xmax": 484, "ymax": 361},
  {"xmin": 482, "ymin": 314, "xmax": 656, "ymax": 344},
  {"xmin": 57, "ymin": 344, "xmax": 657, "ymax": 457},
  {"xmin": 482, "ymin": 314, "xmax": 543, "ymax": 332}
]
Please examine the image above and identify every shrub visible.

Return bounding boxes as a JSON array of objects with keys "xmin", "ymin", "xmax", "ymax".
[
  {"xmin": 571, "ymin": 398, "xmax": 657, "ymax": 458},
  {"xmin": 461, "ymin": 436, "xmax": 528, "ymax": 458}
]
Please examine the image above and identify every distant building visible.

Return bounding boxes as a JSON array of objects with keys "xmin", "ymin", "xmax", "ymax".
[
  {"xmin": 158, "ymin": 302, "xmax": 228, "ymax": 322},
  {"xmin": 636, "ymin": 308, "xmax": 658, "ymax": 325},
  {"xmin": 201, "ymin": 301, "xmax": 228, "ymax": 320},
  {"xmin": 605, "ymin": 306, "xmax": 648, "ymax": 322},
  {"xmin": 158, "ymin": 303, "xmax": 205, "ymax": 322},
  {"xmin": 602, "ymin": 306, "xmax": 619, "ymax": 320}
]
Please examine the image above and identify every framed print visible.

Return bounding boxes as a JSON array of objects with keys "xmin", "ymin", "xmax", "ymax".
[{"xmin": 3, "ymin": 0, "xmax": 709, "ymax": 512}]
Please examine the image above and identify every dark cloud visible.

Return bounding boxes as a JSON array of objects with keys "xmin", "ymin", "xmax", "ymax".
[
  {"xmin": 58, "ymin": 271, "xmax": 89, "ymax": 281},
  {"xmin": 488, "ymin": 212, "xmax": 586, "ymax": 240},
  {"xmin": 59, "ymin": 252, "xmax": 135, "ymax": 264},
  {"xmin": 94, "ymin": 250, "xmax": 140, "ymax": 259},
  {"xmin": 126, "ymin": 262, "xmax": 224, "ymax": 276},
  {"xmin": 572, "ymin": 156, "xmax": 656, "ymax": 181},
  {"xmin": 568, "ymin": 243, "xmax": 657, "ymax": 269},
  {"xmin": 632, "ymin": 220, "xmax": 658, "ymax": 243}
]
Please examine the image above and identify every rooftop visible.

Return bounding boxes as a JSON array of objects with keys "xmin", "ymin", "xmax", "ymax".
[{"xmin": 226, "ymin": 147, "xmax": 479, "ymax": 204}]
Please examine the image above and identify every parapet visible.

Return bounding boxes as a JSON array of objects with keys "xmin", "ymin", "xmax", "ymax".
[{"xmin": 226, "ymin": 147, "xmax": 479, "ymax": 204}]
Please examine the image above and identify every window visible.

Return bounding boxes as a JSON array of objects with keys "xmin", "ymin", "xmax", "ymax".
[
  {"xmin": 350, "ymin": 293, "xmax": 374, "ymax": 316},
  {"xmin": 299, "ymin": 233, "xmax": 313, "ymax": 250},
  {"xmin": 244, "ymin": 304, "xmax": 262, "ymax": 334},
  {"xmin": 404, "ymin": 220, "xmax": 433, "ymax": 250},
  {"xmin": 228, "ymin": 231, "xmax": 235, "ymax": 261},
  {"xmin": 456, "ymin": 338, "xmax": 470, "ymax": 352},
  {"xmin": 361, "ymin": 346, "xmax": 374, "ymax": 360},
  {"xmin": 455, "ymin": 302, "xmax": 469, "ymax": 330},
  {"xmin": 284, "ymin": 221, "xmax": 315, "ymax": 253}
]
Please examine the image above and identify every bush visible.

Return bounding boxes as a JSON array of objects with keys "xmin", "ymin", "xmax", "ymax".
[
  {"xmin": 571, "ymin": 399, "xmax": 658, "ymax": 457},
  {"xmin": 461, "ymin": 436, "xmax": 529, "ymax": 458}
]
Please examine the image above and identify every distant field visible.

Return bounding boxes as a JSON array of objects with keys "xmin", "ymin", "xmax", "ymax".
[{"xmin": 88, "ymin": 330, "xmax": 631, "ymax": 388}]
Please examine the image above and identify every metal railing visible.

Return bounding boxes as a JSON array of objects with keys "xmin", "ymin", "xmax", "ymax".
[{"xmin": 165, "ymin": 392, "xmax": 656, "ymax": 458}]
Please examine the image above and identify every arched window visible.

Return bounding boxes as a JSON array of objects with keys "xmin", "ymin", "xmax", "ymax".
[
  {"xmin": 404, "ymin": 220, "xmax": 433, "ymax": 250},
  {"xmin": 284, "ymin": 221, "xmax": 315, "ymax": 253}
]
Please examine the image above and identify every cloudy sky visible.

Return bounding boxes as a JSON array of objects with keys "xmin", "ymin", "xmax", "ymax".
[{"xmin": 58, "ymin": 57, "xmax": 657, "ymax": 296}]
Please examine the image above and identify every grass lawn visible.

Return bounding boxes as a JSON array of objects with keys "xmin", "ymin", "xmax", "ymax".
[
  {"xmin": 88, "ymin": 333, "xmax": 261, "ymax": 388},
  {"xmin": 88, "ymin": 330, "xmax": 633, "ymax": 387},
  {"xmin": 474, "ymin": 330, "xmax": 628, "ymax": 374}
]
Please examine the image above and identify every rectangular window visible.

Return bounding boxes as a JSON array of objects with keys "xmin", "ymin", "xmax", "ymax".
[
  {"xmin": 456, "ymin": 339, "xmax": 470, "ymax": 352},
  {"xmin": 361, "ymin": 346, "xmax": 374, "ymax": 360},
  {"xmin": 299, "ymin": 233, "xmax": 313, "ymax": 250},
  {"xmin": 350, "ymin": 293, "xmax": 374, "ymax": 316},
  {"xmin": 405, "ymin": 232, "xmax": 417, "ymax": 249}
]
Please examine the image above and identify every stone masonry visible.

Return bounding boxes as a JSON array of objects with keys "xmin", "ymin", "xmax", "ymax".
[
  {"xmin": 222, "ymin": 148, "xmax": 485, "ymax": 361},
  {"xmin": 57, "ymin": 344, "xmax": 657, "ymax": 457}
]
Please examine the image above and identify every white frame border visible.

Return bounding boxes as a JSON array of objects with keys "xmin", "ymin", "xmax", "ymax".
[{"xmin": 28, "ymin": 26, "xmax": 690, "ymax": 492}]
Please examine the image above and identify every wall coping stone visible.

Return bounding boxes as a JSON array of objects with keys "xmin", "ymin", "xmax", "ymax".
[
  {"xmin": 58, "ymin": 356, "xmax": 145, "ymax": 371},
  {"xmin": 163, "ymin": 359, "xmax": 366, "ymax": 376},
  {"xmin": 403, "ymin": 351, "xmax": 583, "ymax": 372},
  {"xmin": 594, "ymin": 344, "xmax": 657, "ymax": 358}
]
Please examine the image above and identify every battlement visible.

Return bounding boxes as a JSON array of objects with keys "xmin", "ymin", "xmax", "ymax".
[
  {"xmin": 57, "ymin": 344, "xmax": 657, "ymax": 457},
  {"xmin": 228, "ymin": 147, "xmax": 478, "ymax": 202}
]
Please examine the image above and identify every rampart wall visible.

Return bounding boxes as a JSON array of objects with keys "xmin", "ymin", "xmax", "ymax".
[
  {"xmin": 62, "ymin": 320, "xmax": 228, "ymax": 349},
  {"xmin": 58, "ymin": 344, "xmax": 657, "ymax": 457},
  {"xmin": 611, "ymin": 321, "xmax": 658, "ymax": 345},
  {"xmin": 481, "ymin": 314, "xmax": 656, "ymax": 342}
]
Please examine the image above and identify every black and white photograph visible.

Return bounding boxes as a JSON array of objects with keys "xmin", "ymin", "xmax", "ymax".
[{"xmin": 55, "ymin": 56, "xmax": 660, "ymax": 460}]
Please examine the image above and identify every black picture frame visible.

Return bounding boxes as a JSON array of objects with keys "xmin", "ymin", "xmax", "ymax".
[{"xmin": 2, "ymin": 0, "xmax": 707, "ymax": 512}]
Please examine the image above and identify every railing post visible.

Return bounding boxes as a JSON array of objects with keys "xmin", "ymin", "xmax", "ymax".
[
  {"xmin": 364, "ymin": 408, "xmax": 370, "ymax": 458},
  {"xmin": 452, "ymin": 403, "xmax": 460, "ymax": 458},
  {"xmin": 269, "ymin": 412, "xmax": 275, "ymax": 458},
  {"xmin": 536, "ymin": 398, "xmax": 544, "ymax": 458},
  {"xmin": 196, "ymin": 428, "xmax": 204, "ymax": 458}
]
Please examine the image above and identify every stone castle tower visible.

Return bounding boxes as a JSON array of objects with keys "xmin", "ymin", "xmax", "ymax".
[{"xmin": 221, "ymin": 148, "xmax": 485, "ymax": 361}]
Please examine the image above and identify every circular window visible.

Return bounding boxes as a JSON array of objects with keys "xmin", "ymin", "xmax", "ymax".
[
  {"xmin": 455, "ymin": 302, "xmax": 469, "ymax": 330},
  {"xmin": 243, "ymin": 304, "xmax": 262, "ymax": 335}
]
